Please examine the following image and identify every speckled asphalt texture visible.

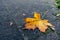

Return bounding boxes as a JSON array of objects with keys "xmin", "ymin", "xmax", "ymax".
[{"xmin": 0, "ymin": 0, "xmax": 60, "ymax": 40}]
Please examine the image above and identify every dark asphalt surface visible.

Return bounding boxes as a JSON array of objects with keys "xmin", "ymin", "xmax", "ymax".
[{"xmin": 0, "ymin": 0, "xmax": 60, "ymax": 40}]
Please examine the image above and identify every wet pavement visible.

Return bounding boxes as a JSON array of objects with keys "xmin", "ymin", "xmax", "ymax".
[{"xmin": 0, "ymin": 0, "xmax": 60, "ymax": 40}]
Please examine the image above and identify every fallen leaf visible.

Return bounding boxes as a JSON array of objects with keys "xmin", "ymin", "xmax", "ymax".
[
  {"xmin": 34, "ymin": 12, "xmax": 41, "ymax": 20},
  {"xmin": 25, "ymin": 23, "xmax": 36, "ymax": 30},
  {"xmin": 24, "ymin": 12, "xmax": 55, "ymax": 32}
]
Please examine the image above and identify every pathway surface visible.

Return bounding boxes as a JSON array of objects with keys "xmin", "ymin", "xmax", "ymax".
[{"xmin": 0, "ymin": 0, "xmax": 60, "ymax": 40}]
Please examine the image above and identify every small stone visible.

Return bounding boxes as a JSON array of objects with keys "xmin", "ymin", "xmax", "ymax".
[
  {"xmin": 22, "ymin": 13, "xmax": 26, "ymax": 16},
  {"xmin": 10, "ymin": 21, "xmax": 13, "ymax": 26},
  {"xmin": 56, "ymin": 14, "xmax": 60, "ymax": 16}
]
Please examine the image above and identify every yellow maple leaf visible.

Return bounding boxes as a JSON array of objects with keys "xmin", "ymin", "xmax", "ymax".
[{"xmin": 24, "ymin": 12, "xmax": 54, "ymax": 32}]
